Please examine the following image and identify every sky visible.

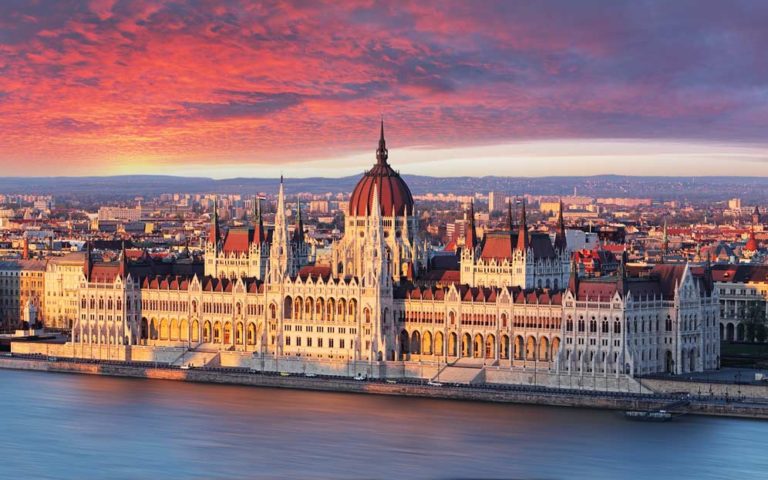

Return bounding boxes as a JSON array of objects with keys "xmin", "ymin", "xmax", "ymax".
[{"xmin": 1, "ymin": 0, "xmax": 767, "ymax": 178}]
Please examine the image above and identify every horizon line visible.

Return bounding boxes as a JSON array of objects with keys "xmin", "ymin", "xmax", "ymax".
[{"xmin": 3, "ymin": 173, "xmax": 768, "ymax": 180}]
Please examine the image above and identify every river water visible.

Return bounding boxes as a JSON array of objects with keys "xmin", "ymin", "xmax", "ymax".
[{"xmin": 1, "ymin": 369, "xmax": 767, "ymax": 479}]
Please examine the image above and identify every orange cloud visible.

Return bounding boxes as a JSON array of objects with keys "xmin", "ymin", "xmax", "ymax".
[{"xmin": 0, "ymin": 1, "xmax": 766, "ymax": 176}]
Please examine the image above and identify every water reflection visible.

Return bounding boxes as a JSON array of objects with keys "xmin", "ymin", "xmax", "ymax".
[{"xmin": 1, "ymin": 369, "xmax": 767, "ymax": 479}]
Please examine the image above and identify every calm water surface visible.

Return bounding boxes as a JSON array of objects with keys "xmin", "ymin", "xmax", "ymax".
[{"xmin": 2, "ymin": 369, "xmax": 767, "ymax": 479}]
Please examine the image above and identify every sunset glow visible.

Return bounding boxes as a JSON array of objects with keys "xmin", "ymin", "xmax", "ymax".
[{"xmin": 1, "ymin": 1, "xmax": 767, "ymax": 176}]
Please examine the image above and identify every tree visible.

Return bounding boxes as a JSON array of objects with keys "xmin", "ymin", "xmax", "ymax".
[{"xmin": 743, "ymin": 301, "xmax": 767, "ymax": 343}]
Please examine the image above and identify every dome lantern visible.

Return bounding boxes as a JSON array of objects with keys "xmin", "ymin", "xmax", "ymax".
[{"xmin": 348, "ymin": 121, "xmax": 414, "ymax": 217}]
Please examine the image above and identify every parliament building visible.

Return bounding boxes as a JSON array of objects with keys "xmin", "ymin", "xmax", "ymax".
[{"xmin": 38, "ymin": 123, "xmax": 720, "ymax": 387}]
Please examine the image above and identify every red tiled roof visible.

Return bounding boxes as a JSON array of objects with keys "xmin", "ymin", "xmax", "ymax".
[
  {"xmin": 712, "ymin": 264, "xmax": 768, "ymax": 283},
  {"xmin": 479, "ymin": 231, "xmax": 557, "ymax": 261},
  {"xmin": 89, "ymin": 264, "xmax": 121, "ymax": 283},
  {"xmin": 575, "ymin": 280, "xmax": 619, "ymax": 300},
  {"xmin": 297, "ymin": 265, "xmax": 332, "ymax": 281},
  {"xmin": 480, "ymin": 232, "xmax": 514, "ymax": 261},
  {"xmin": 222, "ymin": 228, "xmax": 254, "ymax": 255}
]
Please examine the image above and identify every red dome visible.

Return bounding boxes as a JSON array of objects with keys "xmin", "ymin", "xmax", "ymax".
[{"xmin": 348, "ymin": 122, "xmax": 414, "ymax": 217}]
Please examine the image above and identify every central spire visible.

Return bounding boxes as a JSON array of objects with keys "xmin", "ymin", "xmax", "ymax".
[{"xmin": 376, "ymin": 118, "xmax": 388, "ymax": 165}]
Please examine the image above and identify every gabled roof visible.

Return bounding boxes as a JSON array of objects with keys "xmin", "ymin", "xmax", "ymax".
[
  {"xmin": 530, "ymin": 232, "xmax": 557, "ymax": 258},
  {"xmin": 478, "ymin": 230, "xmax": 557, "ymax": 261},
  {"xmin": 712, "ymin": 264, "xmax": 768, "ymax": 283},
  {"xmin": 397, "ymin": 283, "xmax": 562, "ymax": 305},
  {"xmin": 574, "ymin": 274, "xmax": 663, "ymax": 301},
  {"xmin": 480, "ymin": 232, "xmax": 515, "ymax": 261},
  {"xmin": 88, "ymin": 264, "xmax": 121, "ymax": 283},
  {"xmin": 297, "ymin": 265, "xmax": 332, "ymax": 281},
  {"xmin": 222, "ymin": 228, "xmax": 255, "ymax": 255}
]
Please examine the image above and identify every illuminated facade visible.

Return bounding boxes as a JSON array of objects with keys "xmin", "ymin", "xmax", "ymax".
[{"xmin": 64, "ymin": 124, "xmax": 719, "ymax": 380}]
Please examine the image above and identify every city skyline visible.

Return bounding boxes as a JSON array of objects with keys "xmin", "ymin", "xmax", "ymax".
[
  {"xmin": 1, "ymin": 1, "xmax": 768, "ymax": 177},
  {"xmin": 4, "ymin": 3, "xmax": 768, "ymax": 478}
]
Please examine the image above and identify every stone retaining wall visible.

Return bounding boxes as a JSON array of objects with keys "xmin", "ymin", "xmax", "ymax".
[
  {"xmin": 3, "ymin": 358, "xmax": 768, "ymax": 419},
  {"xmin": 641, "ymin": 378, "xmax": 768, "ymax": 400},
  {"xmin": 485, "ymin": 368, "xmax": 651, "ymax": 393}
]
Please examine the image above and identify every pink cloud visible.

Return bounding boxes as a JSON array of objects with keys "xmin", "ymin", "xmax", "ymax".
[{"xmin": 0, "ymin": 1, "xmax": 766, "ymax": 175}]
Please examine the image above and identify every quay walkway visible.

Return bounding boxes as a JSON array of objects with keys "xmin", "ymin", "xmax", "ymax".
[{"xmin": 2, "ymin": 353, "xmax": 768, "ymax": 419}]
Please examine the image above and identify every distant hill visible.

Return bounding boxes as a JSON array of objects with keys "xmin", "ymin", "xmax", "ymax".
[{"xmin": 2, "ymin": 174, "xmax": 768, "ymax": 202}]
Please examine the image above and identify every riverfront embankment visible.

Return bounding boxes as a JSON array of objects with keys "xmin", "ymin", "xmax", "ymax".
[{"xmin": 2, "ymin": 355, "xmax": 768, "ymax": 419}]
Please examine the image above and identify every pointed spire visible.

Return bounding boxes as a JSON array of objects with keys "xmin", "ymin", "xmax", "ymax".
[
  {"xmin": 507, "ymin": 198, "xmax": 514, "ymax": 231},
  {"xmin": 516, "ymin": 198, "xmax": 528, "ymax": 252},
  {"xmin": 616, "ymin": 248, "xmax": 627, "ymax": 295},
  {"xmin": 118, "ymin": 240, "xmax": 128, "ymax": 278},
  {"xmin": 568, "ymin": 254, "xmax": 579, "ymax": 293},
  {"xmin": 370, "ymin": 183, "xmax": 381, "ymax": 220},
  {"xmin": 277, "ymin": 178, "xmax": 285, "ymax": 214},
  {"xmin": 83, "ymin": 240, "xmax": 92, "ymax": 279},
  {"xmin": 293, "ymin": 197, "xmax": 304, "ymax": 244},
  {"xmin": 376, "ymin": 118, "xmax": 388, "ymax": 165},
  {"xmin": 555, "ymin": 198, "xmax": 567, "ymax": 251},
  {"xmin": 253, "ymin": 196, "xmax": 264, "ymax": 243},
  {"xmin": 465, "ymin": 200, "xmax": 477, "ymax": 250},
  {"xmin": 210, "ymin": 198, "xmax": 220, "ymax": 248},
  {"xmin": 618, "ymin": 249, "xmax": 627, "ymax": 278},
  {"xmin": 269, "ymin": 176, "xmax": 291, "ymax": 281}
]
